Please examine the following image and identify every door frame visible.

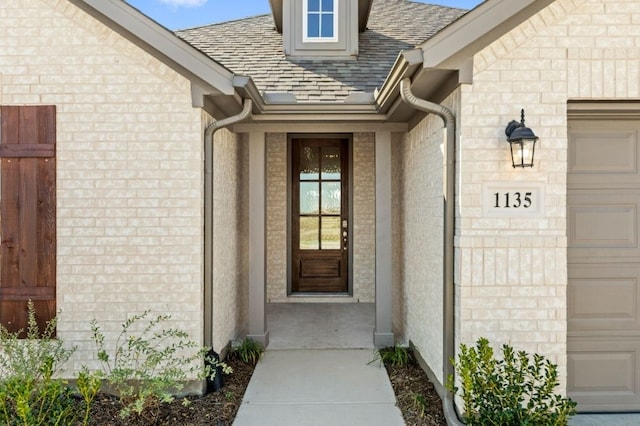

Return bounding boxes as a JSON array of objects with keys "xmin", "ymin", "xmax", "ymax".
[{"xmin": 287, "ymin": 133, "xmax": 354, "ymax": 296}]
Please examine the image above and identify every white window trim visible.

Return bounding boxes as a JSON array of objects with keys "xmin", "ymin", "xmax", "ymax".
[{"xmin": 302, "ymin": 0, "xmax": 339, "ymax": 43}]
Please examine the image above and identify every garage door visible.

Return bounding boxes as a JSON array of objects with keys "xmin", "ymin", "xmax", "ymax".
[{"xmin": 568, "ymin": 118, "xmax": 640, "ymax": 412}]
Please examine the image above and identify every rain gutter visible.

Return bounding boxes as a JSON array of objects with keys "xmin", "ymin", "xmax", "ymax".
[
  {"xmin": 203, "ymin": 99, "xmax": 253, "ymax": 350},
  {"xmin": 400, "ymin": 78, "xmax": 463, "ymax": 426}
]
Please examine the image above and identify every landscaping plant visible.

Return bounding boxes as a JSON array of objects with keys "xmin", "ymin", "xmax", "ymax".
[
  {"xmin": 448, "ymin": 337, "xmax": 577, "ymax": 425},
  {"xmin": 230, "ymin": 337, "xmax": 264, "ymax": 366},
  {"xmin": 369, "ymin": 345, "xmax": 413, "ymax": 367},
  {"xmin": 90, "ymin": 311, "xmax": 231, "ymax": 420},
  {"xmin": 0, "ymin": 301, "xmax": 77, "ymax": 426}
]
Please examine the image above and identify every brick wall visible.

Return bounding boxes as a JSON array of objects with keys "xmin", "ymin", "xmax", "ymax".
[
  {"xmin": 211, "ymin": 128, "xmax": 248, "ymax": 351},
  {"xmin": 453, "ymin": 0, "xmax": 640, "ymax": 390},
  {"xmin": 352, "ymin": 133, "xmax": 376, "ymax": 303},
  {"xmin": 0, "ymin": 0, "xmax": 206, "ymax": 375},
  {"xmin": 394, "ymin": 95, "xmax": 459, "ymax": 384},
  {"xmin": 266, "ymin": 133, "xmax": 288, "ymax": 302}
]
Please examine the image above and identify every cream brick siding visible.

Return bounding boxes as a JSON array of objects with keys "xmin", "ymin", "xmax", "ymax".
[
  {"xmin": 1, "ymin": 0, "xmax": 206, "ymax": 376},
  {"xmin": 448, "ymin": 0, "xmax": 640, "ymax": 391},
  {"xmin": 211, "ymin": 128, "xmax": 249, "ymax": 351},
  {"xmin": 266, "ymin": 133, "xmax": 288, "ymax": 302},
  {"xmin": 393, "ymin": 95, "xmax": 458, "ymax": 384},
  {"xmin": 265, "ymin": 132, "xmax": 375, "ymax": 303},
  {"xmin": 352, "ymin": 132, "xmax": 376, "ymax": 303}
]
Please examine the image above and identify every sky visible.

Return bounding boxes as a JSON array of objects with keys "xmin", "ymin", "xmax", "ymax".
[{"xmin": 127, "ymin": 0, "xmax": 483, "ymax": 30}]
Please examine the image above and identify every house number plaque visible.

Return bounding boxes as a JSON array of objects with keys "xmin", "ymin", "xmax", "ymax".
[{"xmin": 482, "ymin": 182, "xmax": 545, "ymax": 217}]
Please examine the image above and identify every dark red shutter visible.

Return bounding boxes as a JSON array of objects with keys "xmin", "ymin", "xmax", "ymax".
[{"xmin": 0, "ymin": 106, "xmax": 56, "ymax": 335}]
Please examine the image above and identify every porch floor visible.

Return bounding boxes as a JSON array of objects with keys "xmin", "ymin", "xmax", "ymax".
[{"xmin": 266, "ymin": 302, "xmax": 375, "ymax": 350}]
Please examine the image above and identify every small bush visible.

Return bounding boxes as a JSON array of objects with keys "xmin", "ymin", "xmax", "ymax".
[
  {"xmin": 230, "ymin": 338, "xmax": 264, "ymax": 366},
  {"xmin": 447, "ymin": 337, "xmax": 577, "ymax": 425},
  {"xmin": 91, "ymin": 311, "xmax": 230, "ymax": 421},
  {"xmin": 76, "ymin": 366, "xmax": 103, "ymax": 426},
  {"xmin": 369, "ymin": 345, "xmax": 413, "ymax": 367},
  {"xmin": 0, "ymin": 301, "xmax": 77, "ymax": 425}
]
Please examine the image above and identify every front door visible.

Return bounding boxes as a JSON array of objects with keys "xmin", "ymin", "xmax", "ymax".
[{"xmin": 291, "ymin": 137, "xmax": 349, "ymax": 293}]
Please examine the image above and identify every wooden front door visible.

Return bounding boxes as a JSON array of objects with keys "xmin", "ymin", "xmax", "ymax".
[{"xmin": 292, "ymin": 137, "xmax": 349, "ymax": 293}]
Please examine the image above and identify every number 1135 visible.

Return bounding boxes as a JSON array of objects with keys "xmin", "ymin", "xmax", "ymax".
[{"xmin": 494, "ymin": 192, "xmax": 532, "ymax": 209}]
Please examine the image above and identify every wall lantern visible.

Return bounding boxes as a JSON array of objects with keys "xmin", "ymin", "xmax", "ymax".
[{"xmin": 505, "ymin": 109, "xmax": 538, "ymax": 168}]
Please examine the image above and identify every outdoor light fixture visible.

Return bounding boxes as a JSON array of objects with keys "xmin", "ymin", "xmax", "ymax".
[{"xmin": 505, "ymin": 109, "xmax": 538, "ymax": 168}]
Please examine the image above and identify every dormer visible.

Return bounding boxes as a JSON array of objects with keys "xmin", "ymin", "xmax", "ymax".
[{"xmin": 269, "ymin": 0, "xmax": 373, "ymax": 58}]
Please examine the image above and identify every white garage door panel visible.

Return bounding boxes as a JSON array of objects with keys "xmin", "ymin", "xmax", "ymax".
[
  {"xmin": 568, "ymin": 340, "xmax": 640, "ymax": 411},
  {"xmin": 568, "ymin": 118, "xmax": 640, "ymax": 412},
  {"xmin": 568, "ymin": 264, "xmax": 640, "ymax": 332}
]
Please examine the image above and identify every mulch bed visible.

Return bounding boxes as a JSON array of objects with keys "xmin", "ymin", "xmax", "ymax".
[
  {"xmin": 79, "ymin": 348, "xmax": 446, "ymax": 425},
  {"xmin": 79, "ymin": 358, "xmax": 254, "ymax": 426},
  {"xmin": 384, "ymin": 355, "xmax": 448, "ymax": 425}
]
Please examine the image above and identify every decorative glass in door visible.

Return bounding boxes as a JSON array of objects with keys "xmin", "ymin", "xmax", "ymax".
[{"xmin": 292, "ymin": 138, "xmax": 349, "ymax": 293}]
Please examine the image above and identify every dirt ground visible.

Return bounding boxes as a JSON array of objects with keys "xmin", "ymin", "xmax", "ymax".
[{"xmin": 81, "ymin": 350, "xmax": 446, "ymax": 425}]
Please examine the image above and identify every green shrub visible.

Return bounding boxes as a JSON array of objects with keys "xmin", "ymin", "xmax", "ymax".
[
  {"xmin": 90, "ymin": 311, "xmax": 231, "ymax": 420},
  {"xmin": 230, "ymin": 338, "xmax": 264, "ymax": 366},
  {"xmin": 76, "ymin": 366, "xmax": 103, "ymax": 426},
  {"xmin": 447, "ymin": 337, "xmax": 577, "ymax": 425},
  {"xmin": 0, "ymin": 301, "xmax": 77, "ymax": 425},
  {"xmin": 369, "ymin": 345, "xmax": 413, "ymax": 368}
]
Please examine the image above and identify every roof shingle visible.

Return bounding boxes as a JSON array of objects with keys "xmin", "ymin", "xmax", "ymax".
[{"xmin": 176, "ymin": 0, "xmax": 466, "ymax": 102}]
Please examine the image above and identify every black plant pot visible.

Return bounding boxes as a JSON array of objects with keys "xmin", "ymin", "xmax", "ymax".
[{"xmin": 206, "ymin": 349, "xmax": 225, "ymax": 393}]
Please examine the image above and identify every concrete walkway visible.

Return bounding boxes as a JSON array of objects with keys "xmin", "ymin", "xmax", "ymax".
[
  {"xmin": 233, "ymin": 349, "xmax": 404, "ymax": 426},
  {"xmin": 240, "ymin": 304, "xmax": 640, "ymax": 425}
]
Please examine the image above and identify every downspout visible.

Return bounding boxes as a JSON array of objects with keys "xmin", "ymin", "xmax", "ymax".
[
  {"xmin": 203, "ymin": 99, "xmax": 253, "ymax": 352},
  {"xmin": 400, "ymin": 78, "xmax": 463, "ymax": 426}
]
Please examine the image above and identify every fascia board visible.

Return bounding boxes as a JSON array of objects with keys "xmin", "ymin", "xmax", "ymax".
[
  {"xmin": 70, "ymin": 0, "xmax": 236, "ymax": 96},
  {"xmin": 375, "ymin": 49, "xmax": 423, "ymax": 113},
  {"xmin": 420, "ymin": 0, "xmax": 555, "ymax": 69},
  {"xmin": 358, "ymin": 0, "xmax": 374, "ymax": 32},
  {"xmin": 269, "ymin": 0, "xmax": 283, "ymax": 33}
]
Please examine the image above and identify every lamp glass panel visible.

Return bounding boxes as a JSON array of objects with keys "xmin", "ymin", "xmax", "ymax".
[{"xmin": 521, "ymin": 139, "xmax": 536, "ymax": 166}]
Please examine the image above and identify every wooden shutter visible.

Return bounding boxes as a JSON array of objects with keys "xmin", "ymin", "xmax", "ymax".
[{"xmin": 0, "ymin": 106, "xmax": 56, "ymax": 335}]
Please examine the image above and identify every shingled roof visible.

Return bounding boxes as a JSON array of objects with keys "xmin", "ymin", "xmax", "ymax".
[{"xmin": 176, "ymin": 0, "xmax": 466, "ymax": 103}]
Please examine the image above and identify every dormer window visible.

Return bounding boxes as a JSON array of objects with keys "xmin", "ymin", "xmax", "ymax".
[{"xmin": 303, "ymin": 0, "xmax": 338, "ymax": 42}]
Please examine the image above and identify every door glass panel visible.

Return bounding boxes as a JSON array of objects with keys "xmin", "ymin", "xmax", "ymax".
[
  {"xmin": 300, "ymin": 216, "xmax": 319, "ymax": 250},
  {"xmin": 321, "ymin": 182, "xmax": 341, "ymax": 214},
  {"xmin": 300, "ymin": 146, "xmax": 319, "ymax": 180},
  {"xmin": 321, "ymin": 217, "xmax": 340, "ymax": 249},
  {"xmin": 300, "ymin": 182, "xmax": 319, "ymax": 215},
  {"xmin": 321, "ymin": 146, "xmax": 340, "ymax": 180}
]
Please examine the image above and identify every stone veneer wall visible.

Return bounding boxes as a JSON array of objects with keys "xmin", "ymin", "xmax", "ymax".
[
  {"xmin": 1, "ymin": 0, "xmax": 206, "ymax": 375},
  {"xmin": 266, "ymin": 132, "xmax": 376, "ymax": 303}
]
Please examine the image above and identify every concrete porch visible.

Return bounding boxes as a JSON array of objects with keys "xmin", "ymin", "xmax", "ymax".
[{"xmin": 266, "ymin": 302, "xmax": 376, "ymax": 350}]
